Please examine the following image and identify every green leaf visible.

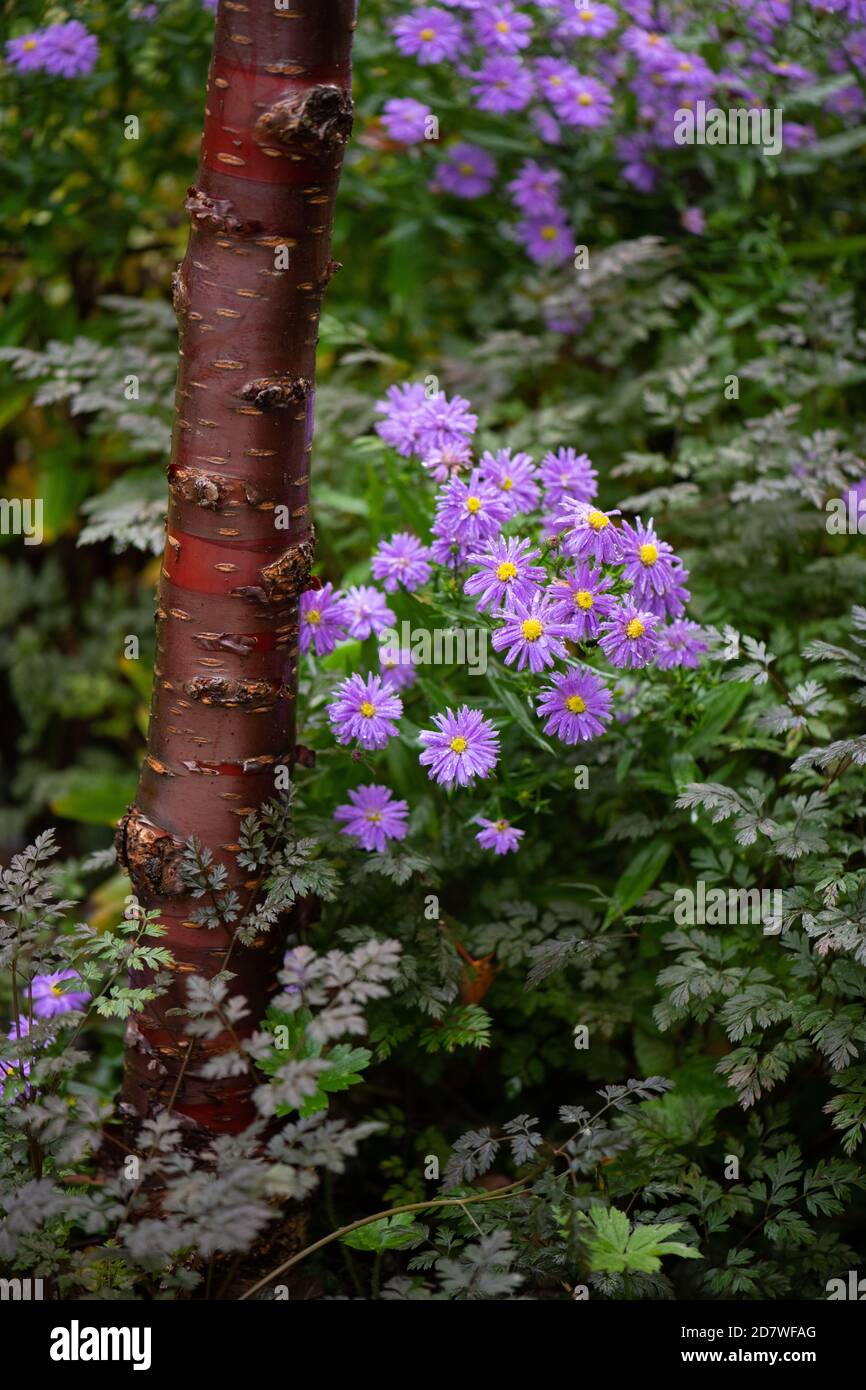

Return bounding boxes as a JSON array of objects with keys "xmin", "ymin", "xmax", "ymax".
[
  {"xmin": 602, "ymin": 837, "xmax": 670, "ymax": 927},
  {"xmin": 486, "ymin": 666, "xmax": 556, "ymax": 756},
  {"xmin": 688, "ymin": 682, "xmax": 750, "ymax": 756},
  {"xmin": 581, "ymin": 1207, "xmax": 702, "ymax": 1275},
  {"xmin": 299, "ymin": 1044, "xmax": 373, "ymax": 1116},
  {"xmin": 51, "ymin": 769, "xmax": 138, "ymax": 827},
  {"xmin": 341, "ymin": 1212, "xmax": 425, "ymax": 1252}
]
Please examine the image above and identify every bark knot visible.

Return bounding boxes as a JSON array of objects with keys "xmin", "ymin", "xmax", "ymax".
[
  {"xmin": 239, "ymin": 375, "xmax": 313, "ymax": 411},
  {"xmin": 230, "ymin": 534, "xmax": 316, "ymax": 607},
  {"xmin": 182, "ymin": 677, "xmax": 285, "ymax": 708},
  {"xmin": 171, "ymin": 268, "xmax": 189, "ymax": 316},
  {"xmin": 170, "ymin": 466, "xmax": 225, "ymax": 509},
  {"xmin": 184, "ymin": 186, "xmax": 260, "ymax": 236},
  {"xmin": 116, "ymin": 807, "xmax": 186, "ymax": 898},
  {"xmin": 256, "ymin": 85, "xmax": 354, "ymax": 152}
]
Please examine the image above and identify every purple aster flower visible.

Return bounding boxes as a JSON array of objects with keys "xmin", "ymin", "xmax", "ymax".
[
  {"xmin": 375, "ymin": 382, "xmax": 428, "ymax": 456},
  {"xmin": 478, "ymin": 449, "xmax": 540, "ymax": 515},
  {"xmin": 393, "ymin": 7, "xmax": 466, "ymax": 65},
  {"xmin": 620, "ymin": 517, "xmax": 677, "ymax": 601},
  {"xmin": 536, "ymin": 57, "xmax": 581, "ymax": 103},
  {"xmin": 551, "ymin": 75, "xmax": 614, "ymax": 127},
  {"xmin": 6, "ymin": 32, "xmax": 46, "ymax": 72},
  {"xmin": 300, "ymin": 583, "xmax": 348, "ymax": 657},
  {"xmin": 473, "ymin": 4, "xmax": 533, "ymax": 52},
  {"xmin": 555, "ymin": 502, "xmax": 624, "ymax": 564},
  {"xmin": 539, "ymin": 448, "xmax": 598, "ymax": 507},
  {"xmin": 471, "ymin": 56, "xmax": 534, "ymax": 115},
  {"xmin": 422, "ymin": 439, "xmax": 473, "ymax": 483},
  {"xmin": 781, "ymin": 122, "xmax": 816, "ymax": 150},
  {"xmin": 464, "ymin": 535, "xmax": 545, "ymax": 613},
  {"xmin": 415, "ymin": 389, "xmax": 479, "ymax": 454},
  {"xmin": 518, "ymin": 213, "xmax": 574, "ymax": 265},
  {"xmin": 434, "ymin": 142, "xmax": 497, "ymax": 197},
  {"xmin": 619, "ymin": 0, "xmax": 655, "ymax": 21},
  {"xmin": 764, "ymin": 57, "xmax": 814, "ymax": 82},
  {"xmin": 530, "ymin": 106, "xmax": 562, "ymax": 145},
  {"xmin": 474, "ymin": 816, "xmax": 524, "ymax": 855},
  {"xmin": 343, "ymin": 585, "xmax": 396, "ymax": 640},
  {"xmin": 40, "ymin": 21, "xmax": 99, "ymax": 78},
  {"xmin": 328, "ymin": 672, "xmax": 403, "ymax": 750},
  {"xmin": 334, "ymin": 784, "xmax": 409, "ymax": 852},
  {"xmin": 430, "ymin": 533, "xmax": 472, "ymax": 569},
  {"xmin": 30, "ymin": 971, "xmax": 90, "ymax": 1019},
  {"xmin": 641, "ymin": 559, "xmax": 691, "ymax": 622},
  {"xmin": 433, "ymin": 469, "xmax": 512, "ymax": 547},
  {"xmin": 598, "ymin": 602, "xmax": 659, "ymax": 669},
  {"xmin": 1, "ymin": 1015, "xmax": 36, "ymax": 1100},
  {"xmin": 681, "ymin": 206, "xmax": 706, "ymax": 235},
  {"xmin": 382, "ymin": 97, "xmax": 434, "ymax": 143},
  {"xmin": 491, "ymin": 591, "xmax": 571, "ymax": 673},
  {"xmin": 661, "ymin": 52, "xmax": 715, "ymax": 92},
  {"xmin": 371, "ymin": 532, "xmax": 433, "ymax": 593},
  {"xmin": 617, "ymin": 134, "xmax": 658, "ymax": 193},
  {"xmin": 555, "ymin": 2, "xmax": 619, "ymax": 39},
  {"xmin": 419, "ymin": 705, "xmax": 500, "ymax": 788},
  {"xmin": 379, "ymin": 644, "xmax": 418, "ymax": 692},
  {"xmin": 655, "ymin": 620, "xmax": 707, "ymax": 670},
  {"xmin": 546, "ymin": 563, "xmax": 617, "ymax": 640},
  {"xmin": 536, "ymin": 667, "xmax": 613, "ymax": 743},
  {"xmin": 507, "ymin": 159, "xmax": 563, "ymax": 216},
  {"xmin": 622, "ymin": 27, "xmax": 676, "ymax": 70}
]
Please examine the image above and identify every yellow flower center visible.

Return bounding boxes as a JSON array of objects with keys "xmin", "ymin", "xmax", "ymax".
[
  {"xmin": 306, "ymin": 608, "xmax": 321, "ymax": 625},
  {"xmin": 639, "ymin": 543, "xmax": 658, "ymax": 566},
  {"xmin": 577, "ymin": 92, "xmax": 593, "ymax": 106},
  {"xmin": 648, "ymin": 33, "xmax": 660, "ymax": 44},
  {"xmin": 626, "ymin": 618, "xmax": 645, "ymax": 640},
  {"xmin": 360, "ymin": 701, "xmax": 376, "ymax": 717},
  {"xmin": 678, "ymin": 60, "xmax": 693, "ymax": 72},
  {"xmin": 365, "ymin": 810, "xmax": 383, "ymax": 823},
  {"xmin": 580, "ymin": 10, "xmax": 594, "ymax": 20},
  {"xmin": 587, "ymin": 508, "xmax": 609, "ymax": 531},
  {"xmin": 521, "ymin": 618, "xmax": 544, "ymax": 641},
  {"xmin": 541, "ymin": 225, "xmax": 557, "ymax": 240},
  {"xmin": 450, "ymin": 735, "xmax": 468, "ymax": 754},
  {"xmin": 459, "ymin": 162, "xmax": 475, "ymax": 175},
  {"xmin": 501, "ymin": 476, "xmax": 513, "ymax": 490},
  {"xmin": 494, "ymin": 818, "xmax": 509, "ymax": 832},
  {"xmin": 23, "ymin": 39, "xmax": 38, "ymax": 51},
  {"xmin": 575, "ymin": 589, "xmax": 594, "ymax": 610},
  {"xmin": 496, "ymin": 561, "xmax": 518, "ymax": 581},
  {"xmin": 495, "ymin": 20, "xmax": 510, "ymax": 32},
  {"xmin": 466, "ymin": 495, "xmax": 482, "ymax": 514},
  {"xmin": 777, "ymin": 61, "xmax": 789, "ymax": 70},
  {"xmin": 566, "ymin": 695, "xmax": 586, "ymax": 713},
  {"xmin": 50, "ymin": 984, "xmax": 63, "ymax": 997},
  {"xmin": 420, "ymin": 27, "xmax": 436, "ymax": 41}
]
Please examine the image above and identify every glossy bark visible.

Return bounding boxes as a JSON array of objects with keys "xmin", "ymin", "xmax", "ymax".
[{"xmin": 117, "ymin": 0, "xmax": 356, "ymax": 1138}]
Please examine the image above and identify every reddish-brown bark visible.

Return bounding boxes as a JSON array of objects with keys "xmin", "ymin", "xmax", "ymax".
[{"xmin": 117, "ymin": 0, "xmax": 356, "ymax": 1140}]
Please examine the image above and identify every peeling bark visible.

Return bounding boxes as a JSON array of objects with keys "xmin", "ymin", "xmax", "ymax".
[{"xmin": 118, "ymin": 0, "xmax": 356, "ymax": 1140}]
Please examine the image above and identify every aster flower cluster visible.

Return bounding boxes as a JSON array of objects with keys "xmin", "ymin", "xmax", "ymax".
[
  {"xmin": 317, "ymin": 381, "xmax": 705, "ymax": 860},
  {"xmin": 383, "ymin": 1, "xmax": 866, "ymax": 269},
  {"xmin": 6, "ymin": 21, "xmax": 99, "ymax": 79}
]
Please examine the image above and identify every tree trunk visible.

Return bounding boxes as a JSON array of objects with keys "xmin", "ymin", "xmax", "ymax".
[{"xmin": 116, "ymin": 0, "xmax": 356, "ymax": 1140}]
